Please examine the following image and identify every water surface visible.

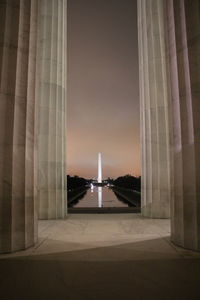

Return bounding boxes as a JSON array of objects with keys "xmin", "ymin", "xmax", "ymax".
[{"xmin": 71, "ymin": 186, "xmax": 132, "ymax": 208}]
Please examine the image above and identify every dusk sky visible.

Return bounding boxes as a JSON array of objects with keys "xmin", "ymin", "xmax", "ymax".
[{"xmin": 67, "ymin": 0, "xmax": 140, "ymax": 179}]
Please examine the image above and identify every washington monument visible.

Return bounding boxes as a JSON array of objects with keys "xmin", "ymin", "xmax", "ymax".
[{"xmin": 98, "ymin": 153, "xmax": 102, "ymax": 183}]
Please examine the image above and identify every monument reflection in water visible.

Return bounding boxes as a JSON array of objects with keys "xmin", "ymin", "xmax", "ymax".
[
  {"xmin": 90, "ymin": 183, "xmax": 103, "ymax": 207},
  {"xmin": 96, "ymin": 153, "xmax": 103, "ymax": 207},
  {"xmin": 98, "ymin": 187, "xmax": 102, "ymax": 207}
]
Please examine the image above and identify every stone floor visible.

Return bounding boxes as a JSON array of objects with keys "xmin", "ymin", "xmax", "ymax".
[{"xmin": 1, "ymin": 214, "xmax": 200, "ymax": 300}]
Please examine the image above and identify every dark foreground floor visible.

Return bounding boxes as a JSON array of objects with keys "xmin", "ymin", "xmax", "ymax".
[
  {"xmin": 0, "ymin": 215, "xmax": 200, "ymax": 300},
  {"xmin": 1, "ymin": 245, "xmax": 200, "ymax": 300}
]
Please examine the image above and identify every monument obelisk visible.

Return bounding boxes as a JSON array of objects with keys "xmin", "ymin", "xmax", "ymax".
[{"xmin": 98, "ymin": 153, "xmax": 102, "ymax": 183}]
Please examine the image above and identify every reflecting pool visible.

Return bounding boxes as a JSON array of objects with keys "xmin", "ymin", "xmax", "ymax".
[{"xmin": 69, "ymin": 186, "xmax": 135, "ymax": 208}]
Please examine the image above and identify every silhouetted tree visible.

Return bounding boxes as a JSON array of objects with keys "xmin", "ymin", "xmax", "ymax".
[
  {"xmin": 67, "ymin": 175, "xmax": 87, "ymax": 191},
  {"xmin": 113, "ymin": 175, "xmax": 141, "ymax": 192},
  {"xmin": 107, "ymin": 177, "xmax": 114, "ymax": 184}
]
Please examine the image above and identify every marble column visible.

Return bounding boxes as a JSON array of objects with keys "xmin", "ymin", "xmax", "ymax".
[
  {"xmin": 166, "ymin": 0, "xmax": 200, "ymax": 251},
  {"xmin": 37, "ymin": 0, "xmax": 67, "ymax": 219},
  {"xmin": 0, "ymin": 0, "xmax": 38, "ymax": 253},
  {"xmin": 138, "ymin": 0, "xmax": 171, "ymax": 218}
]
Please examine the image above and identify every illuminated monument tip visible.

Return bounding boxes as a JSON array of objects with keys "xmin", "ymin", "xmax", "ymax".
[{"xmin": 98, "ymin": 152, "xmax": 102, "ymax": 183}]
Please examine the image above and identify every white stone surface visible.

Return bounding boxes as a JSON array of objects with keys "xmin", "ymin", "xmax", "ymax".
[
  {"xmin": 138, "ymin": 0, "xmax": 171, "ymax": 218},
  {"xmin": 1, "ymin": 215, "xmax": 200, "ymax": 300},
  {"xmin": 166, "ymin": 0, "xmax": 200, "ymax": 251},
  {"xmin": 1, "ymin": 214, "xmax": 200, "ymax": 260},
  {"xmin": 0, "ymin": 214, "xmax": 174, "ymax": 258},
  {"xmin": 0, "ymin": 0, "xmax": 38, "ymax": 253},
  {"xmin": 37, "ymin": 0, "xmax": 67, "ymax": 219}
]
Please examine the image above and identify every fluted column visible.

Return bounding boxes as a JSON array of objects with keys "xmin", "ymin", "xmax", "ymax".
[
  {"xmin": 37, "ymin": 0, "xmax": 67, "ymax": 219},
  {"xmin": 138, "ymin": 0, "xmax": 171, "ymax": 218},
  {"xmin": 167, "ymin": 0, "xmax": 200, "ymax": 251},
  {"xmin": 0, "ymin": 0, "xmax": 38, "ymax": 253}
]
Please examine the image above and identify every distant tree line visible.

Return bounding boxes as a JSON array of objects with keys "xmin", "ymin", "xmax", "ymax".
[
  {"xmin": 112, "ymin": 175, "xmax": 141, "ymax": 192},
  {"xmin": 67, "ymin": 175, "xmax": 88, "ymax": 191},
  {"xmin": 67, "ymin": 174, "xmax": 141, "ymax": 192}
]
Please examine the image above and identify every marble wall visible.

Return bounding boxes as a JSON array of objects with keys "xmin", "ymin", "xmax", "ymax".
[
  {"xmin": 0, "ymin": 0, "xmax": 38, "ymax": 253},
  {"xmin": 138, "ymin": 0, "xmax": 171, "ymax": 218},
  {"xmin": 166, "ymin": 0, "xmax": 200, "ymax": 251},
  {"xmin": 37, "ymin": 0, "xmax": 67, "ymax": 219}
]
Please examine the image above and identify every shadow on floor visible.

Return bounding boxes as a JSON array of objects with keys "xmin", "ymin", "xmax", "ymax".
[{"xmin": 0, "ymin": 237, "xmax": 200, "ymax": 300}]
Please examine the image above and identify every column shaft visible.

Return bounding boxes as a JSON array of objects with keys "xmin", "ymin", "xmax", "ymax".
[
  {"xmin": 138, "ymin": 0, "xmax": 171, "ymax": 218},
  {"xmin": 37, "ymin": 0, "xmax": 67, "ymax": 219},
  {"xmin": 0, "ymin": 0, "xmax": 38, "ymax": 253},
  {"xmin": 167, "ymin": 0, "xmax": 200, "ymax": 250}
]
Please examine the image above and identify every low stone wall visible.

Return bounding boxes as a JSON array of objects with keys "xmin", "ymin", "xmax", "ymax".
[{"xmin": 111, "ymin": 186, "xmax": 141, "ymax": 207}]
